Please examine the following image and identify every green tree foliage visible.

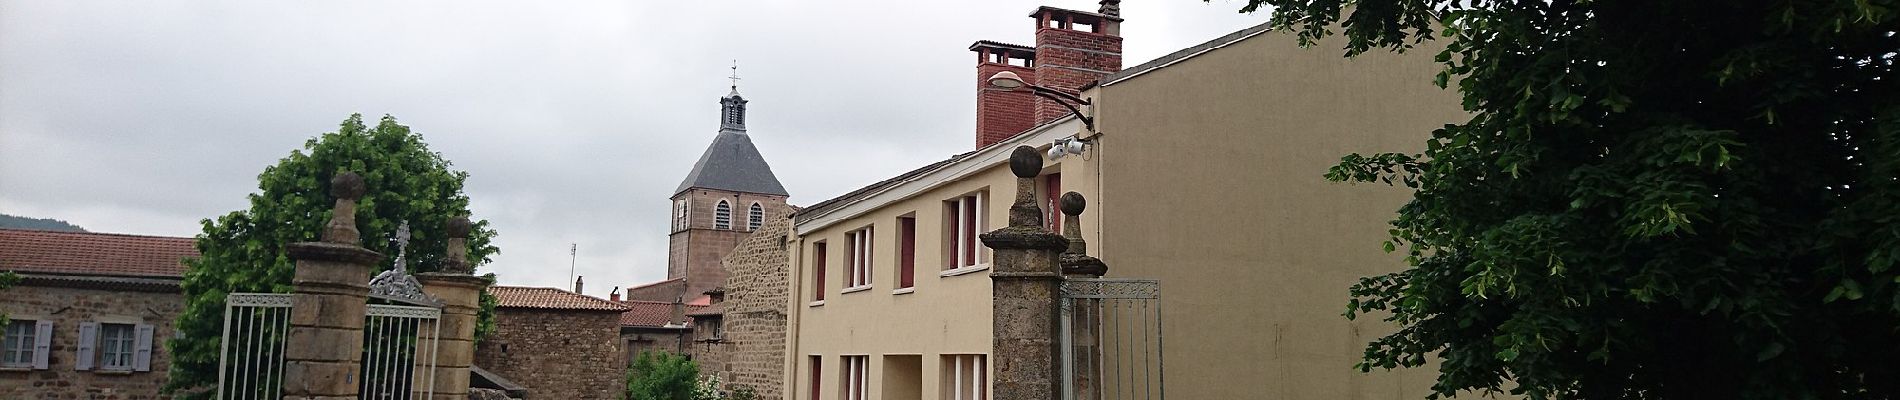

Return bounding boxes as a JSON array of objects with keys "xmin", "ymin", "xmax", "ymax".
[
  {"xmin": 162, "ymin": 114, "xmax": 501, "ymax": 398},
  {"xmin": 626, "ymin": 351, "xmax": 700, "ymax": 400},
  {"xmin": 1235, "ymin": 0, "xmax": 1900, "ymax": 398},
  {"xmin": 0, "ymin": 271, "xmax": 18, "ymax": 325}
]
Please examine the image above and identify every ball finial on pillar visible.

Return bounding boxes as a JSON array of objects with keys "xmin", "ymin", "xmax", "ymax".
[
  {"xmin": 1010, "ymin": 146, "xmax": 1043, "ymax": 178},
  {"xmin": 321, "ymin": 172, "xmax": 367, "ymax": 244},
  {"xmin": 1059, "ymin": 192, "xmax": 1086, "ymax": 217},
  {"xmin": 447, "ymin": 216, "xmax": 471, "ymax": 239},
  {"xmin": 443, "ymin": 216, "xmax": 472, "ymax": 274},
  {"xmin": 331, "ymin": 172, "xmax": 366, "ymax": 200}
]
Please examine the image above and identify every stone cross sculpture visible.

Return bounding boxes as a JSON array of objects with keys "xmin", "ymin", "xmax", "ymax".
[{"xmin": 368, "ymin": 220, "xmax": 438, "ymax": 306}]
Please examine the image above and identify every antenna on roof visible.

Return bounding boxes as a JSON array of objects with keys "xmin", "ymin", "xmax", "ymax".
[{"xmin": 568, "ymin": 243, "xmax": 578, "ymax": 293}]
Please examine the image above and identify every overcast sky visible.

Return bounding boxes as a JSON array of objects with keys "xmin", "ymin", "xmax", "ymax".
[{"xmin": 0, "ymin": 0, "xmax": 1265, "ymax": 297}]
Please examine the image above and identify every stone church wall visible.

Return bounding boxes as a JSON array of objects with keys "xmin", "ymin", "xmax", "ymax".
[
  {"xmin": 715, "ymin": 209, "xmax": 794, "ymax": 399},
  {"xmin": 474, "ymin": 308, "xmax": 625, "ymax": 400}
]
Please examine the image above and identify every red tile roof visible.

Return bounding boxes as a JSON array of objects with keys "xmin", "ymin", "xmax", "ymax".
[
  {"xmin": 617, "ymin": 300, "xmax": 705, "ymax": 328},
  {"xmin": 687, "ymin": 303, "xmax": 723, "ymax": 317},
  {"xmin": 488, "ymin": 286, "xmax": 630, "ymax": 311},
  {"xmin": 0, "ymin": 229, "xmax": 197, "ymax": 278}
]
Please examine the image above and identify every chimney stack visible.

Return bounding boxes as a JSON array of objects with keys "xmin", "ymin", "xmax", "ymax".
[
  {"xmin": 670, "ymin": 296, "xmax": 686, "ymax": 326},
  {"xmin": 971, "ymin": 5, "xmax": 1123, "ymax": 149},
  {"xmin": 610, "ymin": 286, "xmax": 621, "ymax": 302},
  {"xmin": 1030, "ymin": 6, "xmax": 1122, "ymax": 125},
  {"xmin": 573, "ymin": 275, "xmax": 584, "ymax": 294},
  {"xmin": 972, "ymin": 41, "xmax": 1039, "ymax": 149}
]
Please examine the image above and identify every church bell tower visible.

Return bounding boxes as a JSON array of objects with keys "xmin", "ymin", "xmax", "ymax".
[{"xmin": 662, "ymin": 70, "xmax": 790, "ymax": 300}]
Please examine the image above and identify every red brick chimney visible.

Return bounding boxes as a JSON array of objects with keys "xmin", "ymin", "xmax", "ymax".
[
  {"xmin": 1030, "ymin": 6, "xmax": 1122, "ymax": 125},
  {"xmin": 971, "ymin": 40, "xmax": 1038, "ymax": 149}
]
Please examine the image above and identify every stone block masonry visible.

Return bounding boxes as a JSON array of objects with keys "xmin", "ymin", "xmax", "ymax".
[
  {"xmin": 0, "ymin": 284, "xmax": 185, "ymax": 400},
  {"xmin": 715, "ymin": 207, "xmax": 795, "ymax": 399},
  {"xmin": 474, "ymin": 309, "xmax": 625, "ymax": 399}
]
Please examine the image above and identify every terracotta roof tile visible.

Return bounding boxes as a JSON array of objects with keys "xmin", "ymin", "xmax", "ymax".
[
  {"xmin": 0, "ymin": 228, "xmax": 197, "ymax": 278},
  {"xmin": 617, "ymin": 300, "xmax": 706, "ymax": 327},
  {"xmin": 687, "ymin": 303, "xmax": 723, "ymax": 317},
  {"xmin": 488, "ymin": 286, "xmax": 630, "ymax": 311}
]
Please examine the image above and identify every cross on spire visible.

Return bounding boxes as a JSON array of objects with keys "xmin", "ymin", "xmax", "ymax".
[{"xmin": 728, "ymin": 60, "xmax": 741, "ymax": 91}]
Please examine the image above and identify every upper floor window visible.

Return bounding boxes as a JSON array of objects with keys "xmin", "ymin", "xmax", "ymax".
[
  {"xmin": 845, "ymin": 227, "xmax": 874, "ymax": 289},
  {"xmin": 99, "ymin": 323, "xmax": 135, "ymax": 370},
  {"xmin": 75, "ymin": 321, "xmax": 154, "ymax": 372},
  {"xmin": 715, "ymin": 200, "xmax": 733, "ymax": 230},
  {"xmin": 812, "ymin": 242, "xmax": 828, "ymax": 302},
  {"xmin": 943, "ymin": 191, "xmax": 990, "ymax": 271},
  {"xmin": 1, "ymin": 320, "xmax": 39, "ymax": 368},
  {"xmin": 896, "ymin": 215, "xmax": 917, "ymax": 290},
  {"xmin": 748, "ymin": 203, "xmax": 765, "ymax": 231}
]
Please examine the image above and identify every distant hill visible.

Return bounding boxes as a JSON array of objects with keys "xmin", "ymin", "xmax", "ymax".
[{"xmin": 0, "ymin": 214, "xmax": 87, "ymax": 232}]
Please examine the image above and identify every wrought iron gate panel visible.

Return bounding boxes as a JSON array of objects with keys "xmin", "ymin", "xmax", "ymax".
[
  {"xmin": 217, "ymin": 293, "xmax": 293, "ymax": 400},
  {"xmin": 1060, "ymin": 278, "xmax": 1162, "ymax": 400},
  {"xmin": 360, "ymin": 303, "xmax": 440, "ymax": 400}
]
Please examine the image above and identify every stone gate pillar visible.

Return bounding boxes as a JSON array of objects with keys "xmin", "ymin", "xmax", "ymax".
[
  {"xmin": 282, "ymin": 172, "xmax": 382, "ymax": 400},
  {"xmin": 1058, "ymin": 192, "xmax": 1107, "ymax": 400},
  {"xmin": 982, "ymin": 146, "xmax": 1070, "ymax": 400},
  {"xmin": 417, "ymin": 216, "xmax": 490, "ymax": 400}
]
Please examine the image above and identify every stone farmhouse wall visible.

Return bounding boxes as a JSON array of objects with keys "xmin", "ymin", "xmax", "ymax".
[
  {"xmin": 0, "ymin": 283, "xmax": 185, "ymax": 399},
  {"xmin": 474, "ymin": 308, "xmax": 625, "ymax": 400},
  {"xmin": 717, "ymin": 209, "xmax": 794, "ymax": 399}
]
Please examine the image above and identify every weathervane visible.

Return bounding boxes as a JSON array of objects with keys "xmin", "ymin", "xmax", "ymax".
[{"xmin": 368, "ymin": 220, "xmax": 439, "ymax": 306}]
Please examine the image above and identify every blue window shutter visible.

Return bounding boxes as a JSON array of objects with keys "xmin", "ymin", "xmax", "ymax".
[
  {"xmin": 75, "ymin": 322, "xmax": 97, "ymax": 371},
  {"xmin": 133, "ymin": 324, "xmax": 154, "ymax": 372}
]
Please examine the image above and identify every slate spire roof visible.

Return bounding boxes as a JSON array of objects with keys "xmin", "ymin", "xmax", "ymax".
[{"xmin": 675, "ymin": 88, "xmax": 789, "ymax": 196}]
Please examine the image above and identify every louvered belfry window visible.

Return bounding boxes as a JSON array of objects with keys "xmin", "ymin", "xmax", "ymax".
[{"xmin": 715, "ymin": 200, "xmax": 732, "ymax": 230}]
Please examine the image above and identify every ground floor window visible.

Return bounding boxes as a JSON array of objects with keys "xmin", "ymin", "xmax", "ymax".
[
  {"xmin": 942, "ymin": 354, "xmax": 987, "ymax": 400},
  {"xmin": 840, "ymin": 355, "xmax": 868, "ymax": 400}
]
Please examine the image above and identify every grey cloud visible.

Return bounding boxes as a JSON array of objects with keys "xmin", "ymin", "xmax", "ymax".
[{"xmin": 0, "ymin": 0, "xmax": 1264, "ymax": 296}]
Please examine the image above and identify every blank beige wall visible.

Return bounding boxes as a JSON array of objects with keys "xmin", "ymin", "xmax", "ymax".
[{"xmin": 1094, "ymin": 30, "xmax": 1465, "ymax": 399}]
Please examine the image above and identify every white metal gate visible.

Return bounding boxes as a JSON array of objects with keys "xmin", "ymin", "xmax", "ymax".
[
  {"xmin": 1060, "ymin": 278, "xmax": 1163, "ymax": 400},
  {"xmin": 359, "ymin": 302, "xmax": 441, "ymax": 399},
  {"xmin": 215, "ymin": 296, "xmax": 441, "ymax": 400},
  {"xmin": 217, "ymin": 293, "xmax": 293, "ymax": 400}
]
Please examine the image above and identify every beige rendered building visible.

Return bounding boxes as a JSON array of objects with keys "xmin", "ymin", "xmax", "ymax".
[{"xmin": 783, "ymin": 4, "xmax": 1465, "ymax": 400}]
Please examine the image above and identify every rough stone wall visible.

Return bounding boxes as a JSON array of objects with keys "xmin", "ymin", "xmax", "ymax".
[
  {"xmin": 668, "ymin": 189, "xmax": 793, "ymax": 299},
  {"xmin": 474, "ymin": 308, "xmax": 625, "ymax": 400},
  {"xmin": 716, "ymin": 209, "xmax": 794, "ymax": 400},
  {"xmin": 0, "ymin": 283, "xmax": 184, "ymax": 400},
  {"xmin": 620, "ymin": 327, "xmax": 690, "ymax": 362},
  {"xmin": 688, "ymin": 316, "xmax": 731, "ymax": 383},
  {"xmin": 624, "ymin": 279, "xmax": 686, "ymax": 303}
]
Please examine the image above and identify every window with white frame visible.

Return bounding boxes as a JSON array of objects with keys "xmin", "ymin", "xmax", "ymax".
[
  {"xmin": 748, "ymin": 202, "xmax": 764, "ymax": 231},
  {"xmin": 715, "ymin": 200, "xmax": 733, "ymax": 230},
  {"xmin": 942, "ymin": 191, "xmax": 989, "ymax": 271},
  {"xmin": 674, "ymin": 199, "xmax": 689, "ymax": 231},
  {"xmin": 844, "ymin": 227, "xmax": 873, "ymax": 289},
  {"xmin": 839, "ymin": 355, "xmax": 868, "ymax": 400},
  {"xmin": 942, "ymin": 354, "xmax": 987, "ymax": 400},
  {"xmin": 1, "ymin": 320, "xmax": 36, "ymax": 368},
  {"xmin": 99, "ymin": 323, "xmax": 135, "ymax": 370}
]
